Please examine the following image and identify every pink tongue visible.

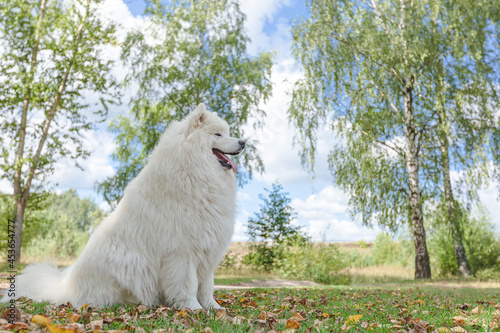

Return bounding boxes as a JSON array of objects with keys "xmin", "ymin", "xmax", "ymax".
[{"xmin": 213, "ymin": 150, "xmax": 238, "ymax": 173}]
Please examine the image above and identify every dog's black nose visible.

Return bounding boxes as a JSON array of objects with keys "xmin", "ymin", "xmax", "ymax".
[{"xmin": 239, "ymin": 140, "xmax": 245, "ymax": 148}]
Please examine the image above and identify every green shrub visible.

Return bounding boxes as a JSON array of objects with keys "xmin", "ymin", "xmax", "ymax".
[
  {"xmin": 372, "ymin": 233, "xmax": 399, "ymax": 265},
  {"xmin": 371, "ymin": 233, "xmax": 413, "ymax": 267},
  {"xmin": 476, "ymin": 267, "xmax": 500, "ymax": 282},
  {"xmin": 1, "ymin": 189, "xmax": 108, "ymax": 259},
  {"xmin": 244, "ymin": 181, "xmax": 309, "ymax": 272},
  {"xmin": 242, "ymin": 243, "xmax": 278, "ymax": 272},
  {"xmin": 340, "ymin": 248, "xmax": 376, "ymax": 268},
  {"xmin": 219, "ymin": 254, "xmax": 238, "ymax": 269},
  {"xmin": 274, "ymin": 239, "xmax": 347, "ymax": 284},
  {"xmin": 356, "ymin": 240, "xmax": 370, "ymax": 248},
  {"xmin": 427, "ymin": 204, "xmax": 500, "ymax": 277}
]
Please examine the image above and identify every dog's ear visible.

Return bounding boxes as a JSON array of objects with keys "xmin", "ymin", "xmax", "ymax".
[
  {"xmin": 186, "ymin": 103, "xmax": 210, "ymax": 136},
  {"xmin": 191, "ymin": 103, "xmax": 208, "ymax": 127}
]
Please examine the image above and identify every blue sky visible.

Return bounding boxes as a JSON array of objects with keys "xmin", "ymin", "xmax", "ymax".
[{"xmin": 2, "ymin": 0, "xmax": 498, "ymax": 242}]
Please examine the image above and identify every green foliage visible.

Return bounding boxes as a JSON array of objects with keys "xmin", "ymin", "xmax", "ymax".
[
  {"xmin": 340, "ymin": 234, "xmax": 413, "ymax": 269},
  {"xmin": 219, "ymin": 254, "xmax": 238, "ymax": 270},
  {"xmin": 0, "ymin": 0, "xmax": 120, "ymax": 186},
  {"xmin": 97, "ymin": 0, "xmax": 273, "ymax": 206},
  {"xmin": 427, "ymin": 204, "xmax": 500, "ymax": 277},
  {"xmin": 275, "ymin": 239, "xmax": 347, "ymax": 285},
  {"xmin": 244, "ymin": 181, "xmax": 309, "ymax": 272},
  {"xmin": 242, "ymin": 245, "xmax": 277, "ymax": 273},
  {"xmin": 0, "ymin": 191, "xmax": 51, "ymax": 253},
  {"xmin": 356, "ymin": 240, "xmax": 369, "ymax": 249},
  {"xmin": 372, "ymin": 233, "xmax": 399, "ymax": 265},
  {"xmin": 289, "ymin": 0, "xmax": 500, "ymax": 232},
  {"xmin": 24, "ymin": 189, "xmax": 107, "ymax": 258},
  {"xmin": 341, "ymin": 248, "xmax": 377, "ymax": 268},
  {"xmin": 0, "ymin": 190, "xmax": 107, "ymax": 259},
  {"xmin": 476, "ymin": 268, "xmax": 500, "ymax": 282},
  {"xmin": 0, "ymin": 0, "xmax": 120, "ymax": 260}
]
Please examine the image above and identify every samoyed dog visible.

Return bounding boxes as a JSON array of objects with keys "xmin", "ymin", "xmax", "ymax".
[{"xmin": 13, "ymin": 104, "xmax": 244, "ymax": 309}]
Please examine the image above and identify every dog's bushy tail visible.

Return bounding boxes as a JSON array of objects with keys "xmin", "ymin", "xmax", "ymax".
[{"xmin": 7, "ymin": 263, "xmax": 70, "ymax": 304}]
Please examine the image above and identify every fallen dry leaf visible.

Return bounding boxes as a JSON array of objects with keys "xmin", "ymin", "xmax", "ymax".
[
  {"xmin": 90, "ymin": 319, "xmax": 103, "ymax": 331},
  {"xmin": 137, "ymin": 305, "xmax": 148, "ymax": 313},
  {"xmin": 1, "ymin": 322, "xmax": 30, "ymax": 330},
  {"xmin": 232, "ymin": 316, "xmax": 246, "ymax": 325},
  {"xmin": 285, "ymin": 318, "xmax": 301, "ymax": 329},
  {"xmin": 340, "ymin": 323, "xmax": 352, "ymax": 331},
  {"xmin": 48, "ymin": 324, "xmax": 78, "ymax": 333},
  {"xmin": 0, "ymin": 307, "xmax": 21, "ymax": 322},
  {"xmin": 345, "ymin": 314, "xmax": 363, "ymax": 325},
  {"xmin": 68, "ymin": 314, "xmax": 81, "ymax": 323},
  {"xmin": 32, "ymin": 314, "xmax": 52, "ymax": 327},
  {"xmin": 471, "ymin": 306, "xmax": 483, "ymax": 314},
  {"xmin": 291, "ymin": 312, "xmax": 305, "ymax": 322},
  {"xmin": 452, "ymin": 316, "xmax": 465, "ymax": 326}
]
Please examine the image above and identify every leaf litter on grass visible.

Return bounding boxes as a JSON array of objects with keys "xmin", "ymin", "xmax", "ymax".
[{"xmin": 0, "ymin": 286, "xmax": 499, "ymax": 332}]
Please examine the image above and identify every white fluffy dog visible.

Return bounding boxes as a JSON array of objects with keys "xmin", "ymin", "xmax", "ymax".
[{"xmin": 14, "ymin": 104, "xmax": 244, "ymax": 309}]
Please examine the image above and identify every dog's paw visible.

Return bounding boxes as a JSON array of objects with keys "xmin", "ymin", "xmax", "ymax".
[
  {"xmin": 175, "ymin": 299, "xmax": 202, "ymax": 310},
  {"xmin": 204, "ymin": 299, "xmax": 224, "ymax": 310}
]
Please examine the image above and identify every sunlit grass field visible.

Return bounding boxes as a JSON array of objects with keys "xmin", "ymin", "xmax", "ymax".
[
  {"xmin": 1, "ymin": 241, "xmax": 499, "ymax": 332},
  {"xmin": 1, "ymin": 284, "xmax": 499, "ymax": 332}
]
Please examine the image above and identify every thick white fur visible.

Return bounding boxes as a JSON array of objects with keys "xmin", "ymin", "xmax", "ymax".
[{"xmin": 13, "ymin": 104, "xmax": 242, "ymax": 309}]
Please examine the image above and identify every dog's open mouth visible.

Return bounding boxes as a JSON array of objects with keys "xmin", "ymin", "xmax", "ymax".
[{"xmin": 212, "ymin": 149, "xmax": 238, "ymax": 174}]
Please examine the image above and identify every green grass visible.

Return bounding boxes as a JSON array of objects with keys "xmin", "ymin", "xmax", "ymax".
[
  {"xmin": 213, "ymin": 277, "xmax": 257, "ymax": 285},
  {"xmin": 2, "ymin": 284, "xmax": 499, "ymax": 332}
]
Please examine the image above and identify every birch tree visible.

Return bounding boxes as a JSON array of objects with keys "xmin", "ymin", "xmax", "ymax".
[
  {"xmin": 0, "ymin": 0, "xmax": 119, "ymax": 261},
  {"xmin": 97, "ymin": 0, "xmax": 273, "ymax": 206},
  {"xmin": 289, "ymin": 0, "xmax": 499, "ymax": 279}
]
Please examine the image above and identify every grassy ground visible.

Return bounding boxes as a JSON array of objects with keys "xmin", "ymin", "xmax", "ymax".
[
  {"xmin": 2, "ymin": 242, "xmax": 499, "ymax": 332},
  {"xmin": 1, "ymin": 284, "xmax": 499, "ymax": 332}
]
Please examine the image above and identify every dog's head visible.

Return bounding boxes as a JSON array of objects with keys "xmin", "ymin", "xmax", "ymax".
[{"xmin": 186, "ymin": 104, "xmax": 245, "ymax": 173}]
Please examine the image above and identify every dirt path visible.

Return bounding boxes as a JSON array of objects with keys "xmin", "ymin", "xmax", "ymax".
[
  {"xmin": 215, "ymin": 279, "xmax": 320, "ymax": 289},
  {"xmin": 215, "ymin": 279, "xmax": 500, "ymax": 290}
]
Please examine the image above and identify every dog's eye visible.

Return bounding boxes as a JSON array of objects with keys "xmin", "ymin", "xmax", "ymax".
[{"xmin": 215, "ymin": 133, "xmax": 222, "ymax": 137}]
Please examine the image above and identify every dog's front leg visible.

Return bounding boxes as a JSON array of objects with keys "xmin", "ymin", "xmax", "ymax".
[
  {"xmin": 160, "ymin": 255, "xmax": 202, "ymax": 310},
  {"xmin": 197, "ymin": 265, "xmax": 222, "ymax": 310}
]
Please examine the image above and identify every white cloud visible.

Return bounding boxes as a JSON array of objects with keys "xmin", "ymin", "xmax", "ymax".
[
  {"xmin": 308, "ymin": 218, "xmax": 381, "ymax": 242},
  {"xmin": 293, "ymin": 186, "xmax": 348, "ymax": 216},
  {"xmin": 478, "ymin": 183, "xmax": 500, "ymax": 232},
  {"xmin": 233, "ymin": 209, "xmax": 250, "ymax": 242},
  {"xmin": 0, "ymin": 179, "xmax": 13, "ymax": 195},
  {"xmin": 50, "ymin": 130, "xmax": 116, "ymax": 191},
  {"xmin": 240, "ymin": 0, "xmax": 292, "ymax": 56},
  {"xmin": 98, "ymin": 0, "xmax": 145, "ymax": 41},
  {"xmin": 237, "ymin": 191, "xmax": 252, "ymax": 201},
  {"xmin": 99, "ymin": 200, "xmax": 112, "ymax": 212},
  {"xmin": 245, "ymin": 61, "xmax": 332, "ymax": 187},
  {"xmin": 292, "ymin": 185, "xmax": 380, "ymax": 241}
]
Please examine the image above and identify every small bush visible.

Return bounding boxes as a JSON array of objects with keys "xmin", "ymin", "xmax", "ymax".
[
  {"xmin": 373, "ymin": 233, "xmax": 399, "ymax": 265},
  {"xmin": 242, "ymin": 243, "xmax": 278, "ymax": 272},
  {"xmin": 476, "ymin": 267, "xmax": 500, "ymax": 282},
  {"xmin": 219, "ymin": 254, "xmax": 238, "ymax": 269},
  {"xmin": 371, "ymin": 233, "xmax": 413, "ymax": 267},
  {"xmin": 427, "ymin": 204, "xmax": 500, "ymax": 277},
  {"xmin": 244, "ymin": 181, "xmax": 309, "ymax": 272},
  {"xmin": 275, "ymin": 239, "xmax": 347, "ymax": 284},
  {"xmin": 341, "ymin": 248, "xmax": 376, "ymax": 268},
  {"xmin": 356, "ymin": 240, "xmax": 370, "ymax": 248}
]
